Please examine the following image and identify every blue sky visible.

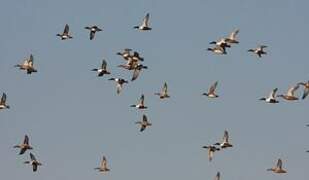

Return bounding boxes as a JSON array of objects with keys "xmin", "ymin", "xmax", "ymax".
[{"xmin": 0, "ymin": 0, "xmax": 308, "ymax": 180}]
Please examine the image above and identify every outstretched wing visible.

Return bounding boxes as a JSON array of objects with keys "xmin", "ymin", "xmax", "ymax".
[
  {"xmin": 215, "ymin": 172, "xmax": 220, "ymax": 180},
  {"xmin": 223, "ymin": 130, "xmax": 229, "ymax": 142},
  {"xmin": 30, "ymin": 153, "xmax": 36, "ymax": 161},
  {"xmin": 209, "ymin": 81, "xmax": 218, "ymax": 94},
  {"xmin": 270, "ymin": 88, "xmax": 278, "ymax": 99},
  {"xmin": 287, "ymin": 84, "xmax": 299, "ymax": 96},
  {"xmin": 24, "ymin": 135, "xmax": 29, "ymax": 145},
  {"xmin": 64, "ymin": 24, "xmax": 69, "ymax": 34},
  {"xmin": 142, "ymin": 13, "xmax": 150, "ymax": 27},
  {"xmin": 163, "ymin": 82, "xmax": 168, "ymax": 94},
  {"xmin": 142, "ymin": 114, "xmax": 148, "ymax": 123},
  {"xmin": 0, "ymin": 93, "xmax": 6, "ymax": 104},
  {"xmin": 90, "ymin": 31, "xmax": 95, "ymax": 40},
  {"xmin": 277, "ymin": 159, "xmax": 282, "ymax": 169},
  {"xmin": 140, "ymin": 94, "xmax": 145, "ymax": 105},
  {"xmin": 229, "ymin": 29, "xmax": 239, "ymax": 40},
  {"xmin": 101, "ymin": 59, "xmax": 107, "ymax": 70},
  {"xmin": 101, "ymin": 156, "xmax": 107, "ymax": 168},
  {"xmin": 302, "ymin": 88, "xmax": 309, "ymax": 99},
  {"xmin": 116, "ymin": 83, "xmax": 122, "ymax": 94}
]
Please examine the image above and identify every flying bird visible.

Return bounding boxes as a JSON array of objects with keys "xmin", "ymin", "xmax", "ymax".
[
  {"xmin": 131, "ymin": 64, "xmax": 148, "ymax": 81},
  {"xmin": 92, "ymin": 59, "xmax": 110, "ymax": 77},
  {"xmin": 277, "ymin": 84, "xmax": 300, "ymax": 101},
  {"xmin": 0, "ymin": 93, "xmax": 10, "ymax": 109},
  {"xmin": 207, "ymin": 45, "xmax": 227, "ymax": 55},
  {"xmin": 24, "ymin": 153, "xmax": 42, "ymax": 172},
  {"xmin": 57, "ymin": 24, "xmax": 73, "ymax": 40},
  {"xmin": 214, "ymin": 130, "xmax": 233, "ymax": 149},
  {"xmin": 131, "ymin": 94, "xmax": 147, "ymax": 109},
  {"xmin": 224, "ymin": 29, "xmax": 240, "ymax": 44},
  {"xmin": 248, "ymin": 45, "xmax": 267, "ymax": 58},
  {"xmin": 267, "ymin": 158, "xmax": 287, "ymax": 173},
  {"xmin": 14, "ymin": 135, "xmax": 33, "ymax": 155},
  {"xmin": 155, "ymin": 82, "xmax": 170, "ymax": 99},
  {"xmin": 135, "ymin": 114, "xmax": 152, "ymax": 132},
  {"xmin": 259, "ymin": 88, "xmax": 279, "ymax": 103},
  {"xmin": 134, "ymin": 13, "xmax": 152, "ymax": 31},
  {"xmin": 116, "ymin": 48, "xmax": 132, "ymax": 61},
  {"xmin": 108, "ymin": 78, "xmax": 128, "ymax": 94},
  {"xmin": 85, "ymin": 25, "xmax": 102, "ymax": 40},
  {"xmin": 94, "ymin": 156, "xmax": 110, "ymax": 172},
  {"xmin": 203, "ymin": 81, "xmax": 219, "ymax": 98},
  {"xmin": 15, "ymin": 54, "xmax": 37, "ymax": 74}
]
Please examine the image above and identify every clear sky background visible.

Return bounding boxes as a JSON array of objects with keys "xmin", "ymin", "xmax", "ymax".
[{"xmin": 0, "ymin": 0, "xmax": 308, "ymax": 180}]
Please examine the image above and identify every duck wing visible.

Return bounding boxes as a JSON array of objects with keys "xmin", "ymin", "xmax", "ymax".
[
  {"xmin": 0, "ymin": 93, "xmax": 6, "ymax": 104},
  {"xmin": 24, "ymin": 135, "xmax": 29, "ymax": 145},
  {"xmin": 287, "ymin": 84, "xmax": 299, "ymax": 97},
  {"xmin": 142, "ymin": 13, "xmax": 150, "ymax": 27},
  {"xmin": 269, "ymin": 88, "xmax": 278, "ymax": 99},
  {"xmin": 277, "ymin": 159, "xmax": 283, "ymax": 169},
  {"xmin": 209, "ymin": 81, "xmax": 218, "ymax": 94},
  {"xmin": 63, "ymin": 24, "xmax": 70, "ymax": 34}
]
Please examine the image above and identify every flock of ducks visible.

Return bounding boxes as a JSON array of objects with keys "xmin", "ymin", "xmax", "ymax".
[{"xmin": 1, "ymin": 11, "xmax": 308, "ymax": 178}]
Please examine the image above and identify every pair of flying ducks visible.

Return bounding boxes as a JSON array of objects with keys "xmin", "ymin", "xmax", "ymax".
[{"xmin": 14, "ymin": 135, "xmax": 42, "ymax": 172}]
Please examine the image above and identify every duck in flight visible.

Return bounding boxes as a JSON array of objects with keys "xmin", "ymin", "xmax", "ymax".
[
  {"xmin": 135, "ymin": 114, "xmax": 152, "ymax": 132},
  {"xmin": 297, "ymin": 81, "xmax": 309, "ymax": 99},
  {"xmin": 24, "ymin": 153, "xmax": 42, "ymax": 172},
  {"xmin": 267, "ymin": 158, "xmax": 287, "ymax": 173},
  {"xmin": 155, "ymin": 82, "xmax": 170, "ymax": 99},
  {"xmin": 134, "ymin": 13, "xmax": 152, "ymax": 31},
  {"xmin": 131, "ymin": 94, "xmax": 147, "ymax": 109},
  {"xmin": 92, "ymin": 59, "xmax": 110, "ymax": 77},
  {"xmin": 214, "ymin": 130, "xmax": 233, "ymax": 149},
  {"xmin": 116, "ymin": 48, "xmax": 132, "ymax": 61},
  {"xmin": 0, "ymin": 93, "xmax": 10, "ymax": 110},
  {"xmin": 57, "ymin": 24, "xmax": 73, "ymax": 40},
  {"xmin": 207, "ymin": 45, "xmax": 227, "ymax": 55},
  {"xmin": 203, "ymin": 81, "xmax": 219, "ymax": 98},
  {"xmin": 85, "ymin": 25, "xmax": 102, "ymax": 40},
  {"xmin": 94, "ymin": 156, "xmax": 110, "ymax": 172},
  {"xmin": 248, "ymin": 45, "xmax": 267, "ymax": 58},
  {"xmin": 277, "ymin": 84, "xmax": 299, "ymax": 101},
  {"xmin": 14, "ymin": 135, "xmax": 33, "ymax": 155},
  {"xmin": 108, "ymin": 78, "xmax": 128, "ymax": 94},
  {"xmin": 131, "ymin": 64, "xmax": 148, "ymax": 81},
  {"xmin": 15, "ymin": 54, "xmax": 37, "ymax": 74},
  {"xmin": 259, "ymin": 88, "xmax": 279, "ymax": 103},
  {"xmin": 224, "ymin": 29, "xmax": 240, "ymax": 44}
]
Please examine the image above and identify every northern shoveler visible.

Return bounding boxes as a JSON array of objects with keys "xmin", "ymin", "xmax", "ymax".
[
  {"xmin": 259, "ymin": 88, "xmax": 279, "ymax": 103},
  {"xmin": 15, "ymin": 54, "xmax": 37, "ymax": 74},
  {"xmin": 277, "ymin": 84, "xmax": 299, "ymax": 101},
  {"xmin": 135, "ymin": 114, "xmax": 152, "ymax": 132},
  {"xmin": 57, "ymin": 24, "xmax": 73, "ymax": 40},
  {"xmin": 248, "ymin": 45, "xmax": 267, "ymax": 58},
  {"xmin": 85, "ymin": 25, "xmax": 102, "ymax": 40},
  {"xmin": 214, "ymin": 130, "xmax": 233, "ymax": 149},
  {"xmin": 24, "ymin": 153, "xmax": 42, "ymax": 172},
  {"xmin": 203, "ymin": 81, "xmax": 219, "ymax": 98},
  {"xmin": 92, "ymin": 59, "xmax": 110, "ymax": 77},
  {"xmin": 267, "ymin": 158, "xmax": 287, "ymax": 173},
  {"xmin": 131, "ymin": 94, "xmax": 147, "ymax": 109},
  {"xmin": 108, "ymin": 78, "xmax": 128, "ymax": 94},
  {"xmin": 155, "ymin": 82, "xmax": 170, "ymax": 99},
  {"xmin": 134, "ymin": 13, "xmax": 152, "ymax": 31},
  {"xmin": 14, "ymin": 135, "xmax": 33, "ymax": 155},
  {"xmin": 0, "ymin": 93, "xmax": 10, "ymax": 109},
  {"xmin": 94, "ymin": 156, "xmax": 110, "ymax": 172}
]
